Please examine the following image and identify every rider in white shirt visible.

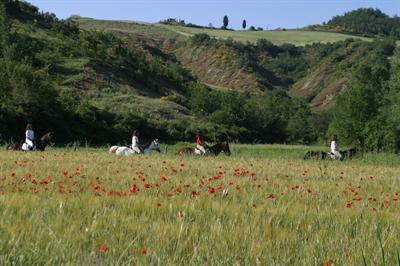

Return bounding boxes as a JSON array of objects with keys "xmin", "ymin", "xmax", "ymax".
[
  {"xmin": 25, "ymin": 123, "xmax": 35, "ymax": 150},
  {"xmin": 131, "ymin": 130, "xmax": 142, "ymax": 154},
  {"xmin": 329, "ymin": 134, "xmax": 343, "ymax": 160}
]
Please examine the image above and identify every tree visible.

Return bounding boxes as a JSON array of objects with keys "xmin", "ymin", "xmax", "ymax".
[
  {"xmin": 0, "ymin": 1, "xmax": 9, "ymax": 52},
  {"xmin": 223, "ymin": 15, "xmax": 229, "ymax": 29},
  {"xmin": 242, "ymin": 19, "xmax": 246, "ymax": 29}
]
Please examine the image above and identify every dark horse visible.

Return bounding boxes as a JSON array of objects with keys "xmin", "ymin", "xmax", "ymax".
[
  {"xmin": 303, "ymin": 150, "xmax": 328, "ymax": 160},
  {"xmin": 177, "ymin": 141, "xmax": 231, "ymax": 156},
  {"xmin": 341, "ymin": 147, "xmax": 359, "ymax": 160},
  {"xmin": 6, "ymin": 132, "xmax": 55, "ymax": 151},
  {"xmin": 303, "ymin": 147, "xmax": 359, "ymax": 160}
]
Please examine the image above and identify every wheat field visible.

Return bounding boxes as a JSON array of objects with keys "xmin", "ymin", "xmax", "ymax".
[{"xmin": 0, "ymin": 145, "xmax": 399, "ymax": 265}]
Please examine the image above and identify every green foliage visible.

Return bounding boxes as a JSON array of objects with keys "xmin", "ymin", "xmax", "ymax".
[
  {"xmin": 0, "ymin": 1, "xmax": 9, "ymax": 53},
  {"xmin": 329, "ymin": 40, "xmax": 396, "ymax": 151},
  {"xmin": 191, "ymin": 33, "xmax": 213, "ymax": 46},
  {"xmin": 328, "ymin": 8, "xmax": 400, "ymax": 38}
]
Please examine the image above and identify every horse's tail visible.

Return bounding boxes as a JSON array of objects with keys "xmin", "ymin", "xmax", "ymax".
[
  {"xmin": 109, "ymin": 146, "xmax": 119, "ymax": 154},
  {"xmin": 176, "ymin": 148, "xmax": 183, "ymax": 155}
]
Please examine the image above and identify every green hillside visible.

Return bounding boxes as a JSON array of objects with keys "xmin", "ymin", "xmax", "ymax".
[
  {"xmin": 2, "ymin": 1, "xmax": 400, "ymax": 152},
  {"xmin": 75, "ymin": 17, "xmax": 382, "ymax": 100}
]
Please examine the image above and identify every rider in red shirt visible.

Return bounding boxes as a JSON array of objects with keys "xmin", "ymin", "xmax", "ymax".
[{"xmin": 196, "ymin": 132, "xmax": 206, "ymax": 155}]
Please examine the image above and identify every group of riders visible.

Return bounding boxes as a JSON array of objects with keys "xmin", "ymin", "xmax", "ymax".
[
  {"xmin": 130, "ymin": 129, "xmax": 209, "ymax": 155},
  {"xmin": 20, "ymin": 123, "xmax": 344, "ymax": 159}
]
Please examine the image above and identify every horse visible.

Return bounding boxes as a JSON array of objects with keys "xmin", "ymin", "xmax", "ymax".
[
  {"xmin": 109, "ymin": 139, "xmax": 161, "ymax": 156},
  {"xmin": 304, "ymin": 147, "xmax": 359, "ymax": 161},
  {"xmin": 303, "ymin": 150, "xmax": 328, "ymax": 160},
  {"xmin": 177, "ymin": 141, "xmax": 231, "ymax": 156},
  {"xmin": 6, "ymin": 132, "xmax": 55, "ymax": 151},
  {"xmin": 341, "ymin": 147, "xmax": 359, "ymax": 160}
]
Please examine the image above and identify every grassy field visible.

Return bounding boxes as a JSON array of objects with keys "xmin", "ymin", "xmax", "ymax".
[
  {"xmin": 158, "ymin": 24, "xmax": 372, "ymax": 46},
  {"xmin": 1, "ymin": 145, "xmax": 399, "ymax": 264},
  {"xmin": 75, "ymin": 18, "xmax": 371, "ymax": 46}
]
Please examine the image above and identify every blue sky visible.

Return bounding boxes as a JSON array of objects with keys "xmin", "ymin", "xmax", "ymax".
[{"xmin": 27, "ymin": 0, "xmax": 399, "ymax": 29}]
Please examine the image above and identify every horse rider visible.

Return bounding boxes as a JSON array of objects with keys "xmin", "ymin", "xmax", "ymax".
[
  {"xmin": 328, "ymin": 134, "xmax": 343, "ymax": 161},
  {"xmin": 196, "ymin": 132, "xmax": 207, "ymax": 155},
  {"xmin": 24, "ymin": 123, "xmax": 35, "ymax": 150},
  {"xmin": 131, "ymin": 130, "xmax": 143, "ymax": 154}
]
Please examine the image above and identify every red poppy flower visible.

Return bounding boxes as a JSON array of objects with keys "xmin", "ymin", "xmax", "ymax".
[
  {"xmin": 130, "ymin": 184, "xmax": 138, "ymax": 193},
  {"xmin": 323, "ymin": 259, "xmax": 336, "ymax": 266},
  {"xmin": 267, "ymin": 194, "xmax": 275, "ymax": 200},
  {"xmin": 101, "ymin": 245, "xmax": 107, "ymax": 253},
  {"xmin": 139, "ymin": 248, "xmax": 148, "ymax": 255}
]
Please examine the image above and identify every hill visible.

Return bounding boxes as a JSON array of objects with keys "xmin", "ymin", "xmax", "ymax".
[
  {"xmin": 1, "ymin": 1, "xmax": 199, "ymax": 143},
  {"xmin": 306, "ymin": 8, "xmax": 400, "ymax": 39},
  {"xmin": 1, "ymin": 1, "xmax": 400, "ymax": 151},
  {"xmin": 75, "ymin": 17, "xmax": 382, "ymax": 103},
  {"xmin": 1, "ymin": 1, "xmax": 327, "ymax": 145},
  {"xmin": 77, "ymin": 17, "xmax": 371, "ymax": 46}
]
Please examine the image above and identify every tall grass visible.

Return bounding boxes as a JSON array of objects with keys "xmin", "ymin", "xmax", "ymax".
[{"xmin": 0, "ymin": 145, "xmax": 399, "ymax": 264}]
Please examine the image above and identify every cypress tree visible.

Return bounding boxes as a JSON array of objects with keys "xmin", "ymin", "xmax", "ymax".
[{"xmin": 223, "ymin": 15, "xmax": 229, "ymax": 29}]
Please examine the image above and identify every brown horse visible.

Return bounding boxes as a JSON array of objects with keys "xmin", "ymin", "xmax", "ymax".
[
  {"xmin": 7, "ymin": 132, "xmax": 55, "ymax": 151},
  {"xmin": 177, "ymin": 141, "xmax": 231, "ymax": 156}
]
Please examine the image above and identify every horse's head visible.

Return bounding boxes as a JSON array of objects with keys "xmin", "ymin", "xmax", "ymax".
[
  {"xmin": 38, "ymin": 131, "xmax": 55, "ymax": 150},
  {"xmin": 221, "ymin": 141, "xmax": 231, "ymax": 156},
  {"xmin": 41, "ymin": 131, "xmax": 55, "ymax": 143},
  {"xmin": 151, "ymin": 139, "xmax": 161, "ymax": 153}
]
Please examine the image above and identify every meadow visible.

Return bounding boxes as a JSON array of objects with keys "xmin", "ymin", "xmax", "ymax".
[
  {"xmin": 0, "ymin": 144, "xmax": 399, "ymax": 265},
  {"xmin": 76, "ymin": 18, "xmax": 371, "ymax": 46},
  {"xmin": 158, "ymin": 25, "xmax": 372, "ymax": 46}
]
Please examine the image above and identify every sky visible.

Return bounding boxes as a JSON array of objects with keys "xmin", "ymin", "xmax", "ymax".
[{"xmin": 27, "ymin": 0, "xmax": 399, "ymax": 30}]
